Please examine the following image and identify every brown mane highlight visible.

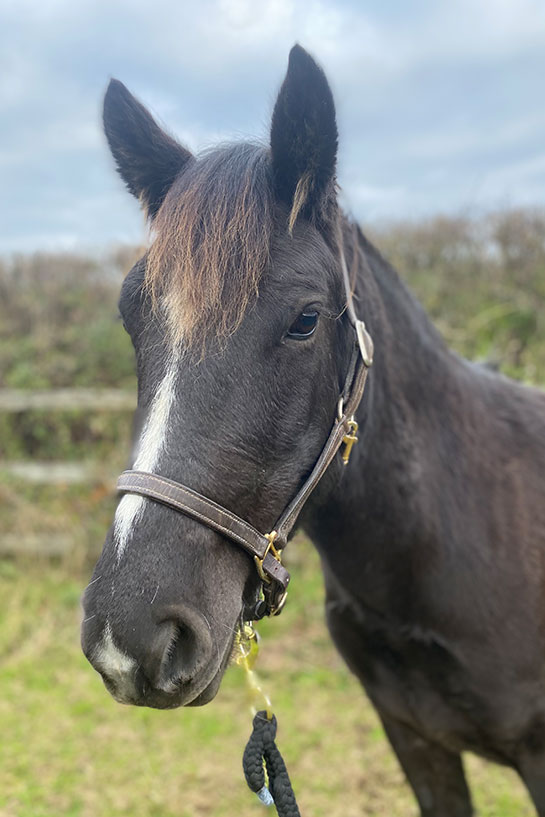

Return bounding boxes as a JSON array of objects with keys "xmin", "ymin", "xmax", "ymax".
[{"xmin": 145, "ymin": 144, "xmax": 273, "ymax": 351}]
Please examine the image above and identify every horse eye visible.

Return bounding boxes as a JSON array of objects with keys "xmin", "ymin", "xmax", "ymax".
[{"xmin": 287, "ymin": 310, "xmax": 319, "ymax": 339}]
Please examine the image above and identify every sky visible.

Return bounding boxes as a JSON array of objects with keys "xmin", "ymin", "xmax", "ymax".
[{"xmin": 1, "ymin": 0, "xmax": 544, "ymax": 253}]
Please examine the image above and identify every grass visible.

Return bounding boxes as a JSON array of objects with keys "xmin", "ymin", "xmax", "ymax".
[{"xmin": 0, "ymin": 542, "xmax": 536, "ymax": 817}]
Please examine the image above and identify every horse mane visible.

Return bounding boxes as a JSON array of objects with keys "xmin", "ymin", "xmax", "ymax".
[{"xmin": 146, "ymin": 143, "xmax": 274, "ymax": 351}]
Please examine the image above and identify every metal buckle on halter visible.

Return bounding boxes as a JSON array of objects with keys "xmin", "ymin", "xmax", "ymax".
[
  {"xmin": 254, "ymin": 531, "xmax": 282, "ymax": 582},
  {"xmin": 254, "ymin": 531, "xmax": 287, "ymax": 616},
  {"xmin": 356, "ymin": 319, "xmax": 374, "ymax": 367}
]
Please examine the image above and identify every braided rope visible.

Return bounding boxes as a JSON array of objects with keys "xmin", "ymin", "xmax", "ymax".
[{"xmin": 243, "ymin": 711, "xmax": 301, "ymax": 817}]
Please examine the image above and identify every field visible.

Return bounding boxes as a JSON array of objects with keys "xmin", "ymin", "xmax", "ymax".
[
  {"xmin": 0, "ymin": 544, "xmax": 537, "ymax": 817},
  {"xmin": 1, "ymin": 209, "xmax": 544, "ymax": 816}
]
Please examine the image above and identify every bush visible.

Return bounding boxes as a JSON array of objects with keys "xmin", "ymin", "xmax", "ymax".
[
  {"xmin": 0, "ymin": 247, "xmax": 141, "ymax": 390},
  {"xmin": 370, "ymin": 208, "xmax": 545, "ymax": 382},
  {"xmin": 1, "ymin": 209, "xmax": 544, "ymax": 462}
]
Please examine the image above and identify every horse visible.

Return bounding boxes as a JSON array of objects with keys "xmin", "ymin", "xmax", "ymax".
[{"xmin": 82, "ymin": 45, "xmax": 545, "ymax": 816}]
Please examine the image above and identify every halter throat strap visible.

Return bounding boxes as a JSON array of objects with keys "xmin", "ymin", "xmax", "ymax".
[{"xmin": 116, "ymin": 240, "xmax": 373, "ymax": 618}]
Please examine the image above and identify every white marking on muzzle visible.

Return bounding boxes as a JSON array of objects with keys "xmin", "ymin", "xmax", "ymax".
[
  {"xmin": 93, "ymin": 622, "xmax": 138, "ymax": 703},
  {"xmin": 114, "ymin": 357, "xmax": 179, "ymax": 558}
]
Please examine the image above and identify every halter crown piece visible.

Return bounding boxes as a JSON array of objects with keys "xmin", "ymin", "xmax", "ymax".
[{"xmin": 115, "ymin": 234, "xmax": 373, "ymax": 814}]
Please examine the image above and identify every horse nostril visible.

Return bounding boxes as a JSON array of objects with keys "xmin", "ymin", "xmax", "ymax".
[{"xmin": 152, "ymin": 604, "xmax": 213, "ymax": 693}]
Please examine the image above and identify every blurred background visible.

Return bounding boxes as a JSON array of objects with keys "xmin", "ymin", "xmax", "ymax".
[{"xmin": 1, "ymin": 1, "xmax": 544, "ymax": 815}]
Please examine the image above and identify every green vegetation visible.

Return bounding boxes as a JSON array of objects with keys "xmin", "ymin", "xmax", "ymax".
[
  {"xmin": 372, "ymin": 208, "xmax": 545, "ymax": 383},
  {"xmin": 1, "ymin": 209, "xmax": 544, "ymax": 815},
  {"xmin": 0, "ymin": 545, "xmax": 535, "ymax": 817},
  {"xmin": 0, "ymin": 248, "xmax": 140, "ymax": 392}
]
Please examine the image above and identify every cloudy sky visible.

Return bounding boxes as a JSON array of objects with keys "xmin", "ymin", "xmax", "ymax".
[{"xmin": 2, "ymin": 0, "xmax": 544, "ymax": 253}]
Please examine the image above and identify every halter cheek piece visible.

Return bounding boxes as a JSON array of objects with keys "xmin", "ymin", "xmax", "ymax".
[{"xmin": 116, "ymin": 244, "xmax": 373, "ymax": 619}]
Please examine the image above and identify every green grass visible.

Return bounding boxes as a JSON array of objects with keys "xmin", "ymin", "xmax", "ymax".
[{"xmin": 0, "ymin": 543, "xmax": 535, "ymax": 817}]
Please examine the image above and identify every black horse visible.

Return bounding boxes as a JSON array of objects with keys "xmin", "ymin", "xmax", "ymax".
[{"xmin": 82, "ymin": 46, "xmax": 545, "ymax": 816}]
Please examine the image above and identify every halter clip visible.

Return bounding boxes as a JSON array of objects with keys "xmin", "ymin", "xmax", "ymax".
[{"xmin": 341, "ymin": 418, "xmax": 359, "ymax": 465}]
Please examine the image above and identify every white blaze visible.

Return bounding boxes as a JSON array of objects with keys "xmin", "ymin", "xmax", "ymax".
[{"xmin": 114, "ymin": 358, "xmax": 178, "ymax": 558}]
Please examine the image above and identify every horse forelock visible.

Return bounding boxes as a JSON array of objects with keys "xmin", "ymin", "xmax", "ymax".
[{"xmin": 145, "ymin": 142, "xmax": 275, "ymax": 351}]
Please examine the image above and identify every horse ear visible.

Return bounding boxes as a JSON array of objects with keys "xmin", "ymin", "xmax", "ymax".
[
  {"xmin": 270, "ymin": 45, "xmax": 338, "ymax": 226},
  {"xmin": 103, "ymin": 79, "xmax": 192, "ymax": 220}
]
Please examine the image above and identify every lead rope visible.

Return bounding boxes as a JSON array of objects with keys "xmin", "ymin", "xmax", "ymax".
[{"xmin": 236, "ymin": 625, "xmax": 301, "ymax": 816}]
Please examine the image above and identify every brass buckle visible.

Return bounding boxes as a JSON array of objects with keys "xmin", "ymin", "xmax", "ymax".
[
  {"xmin": 342, "ymin": 417, "xmax": 359, "ymax": 465},
  {"xmin": 254, "ymin": 530, "xmax": 282, "ymax": 584},
  {"xmin": 254, "ymin": 531, "xmax": 288, "ymax": 616}
]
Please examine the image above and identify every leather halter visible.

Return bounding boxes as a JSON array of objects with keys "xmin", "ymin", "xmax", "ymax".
[{"xmin": 117, "ymin": 239, "xmax": 373, "ymax": 618}]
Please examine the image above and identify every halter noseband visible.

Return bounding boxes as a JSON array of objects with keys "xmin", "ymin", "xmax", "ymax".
[{"xmin": 116, "ymin": 241, "xmax": 373, "ymax": 619}]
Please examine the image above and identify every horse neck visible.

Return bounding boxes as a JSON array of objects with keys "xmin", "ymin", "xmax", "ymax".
[
  {"xmin": 306, "ymin": 226, "xmax": 470, "ymax": 566},
  {"xmin": 355, "ymin": 227, "xmax": 460, "ymax": 443}
]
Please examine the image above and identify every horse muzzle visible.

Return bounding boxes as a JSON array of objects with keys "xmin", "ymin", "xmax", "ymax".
[{"xmin": 81, "ymin": 602, "xmax": 227, "ymax": 708}]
